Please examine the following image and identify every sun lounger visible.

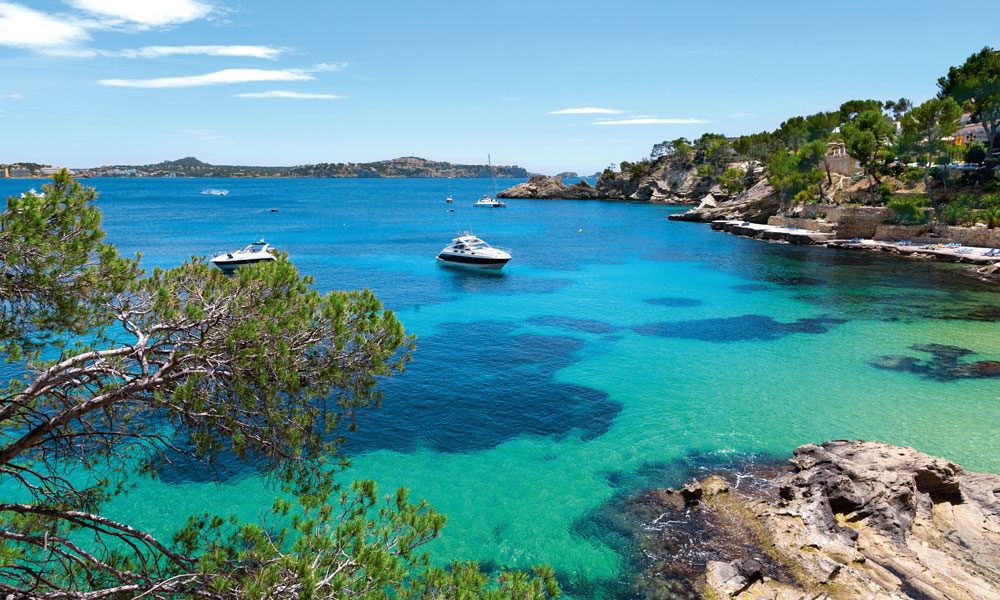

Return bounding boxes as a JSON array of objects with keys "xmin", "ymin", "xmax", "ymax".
[
  {"xmin": 893, "ymin": 241, "xmax": 911, "ymax": 246},
  {"xmin": 985, "ymin": 248, "xmax": 1000, "ymax": 256}
]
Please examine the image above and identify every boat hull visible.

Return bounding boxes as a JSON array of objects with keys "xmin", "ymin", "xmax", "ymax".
[
  {"xmin": 436, "ymin": 254, "xmax": 509, "ymax": 269},
  {"xmin": 210, "ymin": 257, "xmax": 275, "ymax": 272}
]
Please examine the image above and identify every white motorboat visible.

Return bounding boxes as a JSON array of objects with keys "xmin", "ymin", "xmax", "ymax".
[
  {"xmin": 201, "ymin": 189, "xmax": 230, "ymax": 196},
  {"xmin": 473, "ymin": 195, "xmax": 506, "ymax": 207},
  {"xmin": 19, "ymin": 188, "xmax": 43, "ymax": 199},
  {"xmin": 210, "ymin": 240, "xmax": 277, "ymax": 272},
  {"xmin": 436, "ymin": 233, "xmax": 511, "ymax": 269}
]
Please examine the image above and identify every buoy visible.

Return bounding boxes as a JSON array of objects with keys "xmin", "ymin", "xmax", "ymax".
[{"xmin": 578, "ymin": 229, "xmax": 582, "ymax": 233}]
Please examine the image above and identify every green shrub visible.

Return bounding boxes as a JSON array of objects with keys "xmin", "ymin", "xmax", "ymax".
[
  {"xmin": 696, "ymin": 164, "xmax": 712, "ymax": 178},
  {"xmin": 877, "ymin": 181, "xmax": 895, "ymax": 204},
  {"xmin": 965, "ymin": 143, "xmax": 987, "ymax": 165},
  {"xmin": 889, "ymin": 194, "xmax": 929, "ymax": 223},
  {"xmin": 981, "ymin": 204, "xmax": 1000, "ymax": 229},
  {"xmin": 599, "ymin": 169, "xmax": 616, "ymax": 181},
  {"xmin": 900, "ymin": 167, "xmax": 924, "ymax": 184},
  {"xmin": 719, "ymin": 167, "xmax": 746, "ymax": 194},
  {"xmin": 940, "ymin": 198, "xmax": 973, "ymax": 225}
]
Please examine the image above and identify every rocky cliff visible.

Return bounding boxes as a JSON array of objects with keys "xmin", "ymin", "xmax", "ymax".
[
  {"xmin": 497, "ymin": 166, "xmax": 782, "ymax": 223},
  {"xmin": 629, "ymin": 440, "xmax": 1000, "ymax": 599},
  {"xmin": 497, "ymin": 164, "xmax": 718, "ymax": 204},
  {"xmin": 667, "ymin": 178, "xmax": 783, "ymax": 224}
]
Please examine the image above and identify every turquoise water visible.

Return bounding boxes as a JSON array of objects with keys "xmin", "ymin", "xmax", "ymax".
[{"xmin": 4, "ymin": 177, "xmax": 1000, "ymax": 595}]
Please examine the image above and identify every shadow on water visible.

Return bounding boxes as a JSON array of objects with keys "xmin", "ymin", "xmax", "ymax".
[
  {"xmin": 870, "ymin": 343, "xmax": 1000, "ymax": 381},
  {"xmin": 631, "ymin": 314, "xmax": 847, "ymax": 342},
  {"xmin": 341, "ymin": 320, "xmax": 619, "ymax": 454}
]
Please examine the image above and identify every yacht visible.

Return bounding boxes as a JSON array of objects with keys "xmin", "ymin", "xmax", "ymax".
[
  {"xmin": 201, "ymin": 189, "xmax": 230, "ymax": 196},
  {"xmin": 473, "ymin": 194, "xmax": 506, "ymax": 207},
  {"xmin": 19, "ymin": 188, "xmax": 43, "ymax": 199},
  {"xmin": 446, "ymin": 196, "xmax": 453, "ymax": 203},
  {"xmin": 436, "ymin": 233, "xmax": 511, "ymax": 269},
  {"xmin": 210, "ymin": 240, "xmax": 278, "ymax": 272},
  {"xmin": 472, "ymin": 155, "xmax": 506, "ymax": 207}
]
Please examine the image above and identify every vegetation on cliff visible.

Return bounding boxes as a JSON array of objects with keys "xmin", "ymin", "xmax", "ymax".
[
  {"xmin": 69, "ymin": 156, "xmax": 529, "ymax": 179},
  {"xmin": 0, "ymin": 171, "xmax": 558, "ymax": 599},
  {"xmin": 617, "ymin": 47, "xmax": 1000, "ymax": 224}
]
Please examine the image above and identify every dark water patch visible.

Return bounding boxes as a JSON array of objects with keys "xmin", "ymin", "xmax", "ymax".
[
  {"xmin": 730, "ymin": 284, "xmax": 771, "ymax": 293},
  {"xmin": 602, "ymin": 334, "xmax": 623, "ymax": 342},
  {"xmin": 631, "ymin": 314, "xmax": 847, "ymax": 342},
  {"xmin": 870, "ymin": 343, "xmax": 1000, "ymax": 381},
  {"xmin": 643, "ymin": 297, "xmax": 703, "ymax": 308},
  {"xmin": 439, "ymin": 268, "xmax": 573, "ymax": 296},
  {"xmin": 526, "ymin": 315, "xmax": 618, "ymax": 334},
  {"xmin": 342, "ymin": 321, "xmax": 619, "ymax": 454},
  {"xmin": 572, "ymin": 450, "xmax": 787, "ymax": 600},
  {"xmin": 934, "ymin": 304, "xmax": 1000, "ymax": 323}
]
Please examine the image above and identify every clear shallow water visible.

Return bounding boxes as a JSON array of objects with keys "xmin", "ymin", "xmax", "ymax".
[{"xmin": 4, "ymin": 177, "xmax": 1000, "ymax": 596}]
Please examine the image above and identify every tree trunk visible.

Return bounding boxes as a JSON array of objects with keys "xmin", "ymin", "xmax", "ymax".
[
  {"xmin": 924, "ymin": 162, "xmax": 936, "ymax": 210},
  {"xmin": 986, "ymin": 121, "xmax": 998, "ymax": 159}
]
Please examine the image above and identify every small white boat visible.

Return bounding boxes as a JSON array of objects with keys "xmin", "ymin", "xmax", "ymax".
[
  {"xmin": 473, "ymin": 194, "xmax": 506, "ymax": 207},
  {"xmin": 19, "ymin": 188, "xmax": 43, "ymax": 199},
  {"xmin": 436, "ymin": 233, "xmax": 511, "ymax": 269},
  {"xmin": 201, "ymin": 189, "xmax": 230, "ymax": 196},
  {"xmin": 446, "ymin": 196, "xmax": 453, "ymax": 203},
  {"xmin": 210, "ymin": 240, "xmax": 277, "ymax": 272}
]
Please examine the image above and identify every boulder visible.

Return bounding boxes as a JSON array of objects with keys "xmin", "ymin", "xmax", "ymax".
[
  {"xmin": 633, "ymin": 440, "xmax": 1000, "ymax": 600},
  {"xmin": 668, "ymin": 179, "xmax": 781, "ymax": 223}
]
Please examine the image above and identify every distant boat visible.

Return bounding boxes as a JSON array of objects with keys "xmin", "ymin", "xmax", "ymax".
[
  {"xmin": 201, "ymin": 189, "xmax": 229, "ymax": 196},
  {"xmin": 210, "ymin": 240, "xmax": 277, "ymax": 272},
  {"xmin": 19, "ymin": 188, "xmax": 43, "ymax": 199},
  {"xmin": 472, "ymin": 154, "xmax": 506, "ymax": 207},
  {"xmin": 446, "ymin": 196, "xmax": 453, "ymax": 203},
  {"xmin": 473, "ymin": 194, "xmax": 506, "ymax": 207}
]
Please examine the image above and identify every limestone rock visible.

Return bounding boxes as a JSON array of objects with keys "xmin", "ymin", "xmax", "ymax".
[
  {"xmin": 668, "ymin": 179, "xmax": 781, "ymax": 223},
  {"xmin": 636, "ymin": 440, "xmax": 1000, "ymax": 600}
]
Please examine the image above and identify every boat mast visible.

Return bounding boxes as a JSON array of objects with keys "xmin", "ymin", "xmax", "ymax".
[{"xmin": 488, "ymin": 154, "xmax": 499, "ymax": 198}]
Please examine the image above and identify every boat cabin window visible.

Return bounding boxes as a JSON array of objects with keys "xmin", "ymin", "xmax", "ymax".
[
  {"xmin": 454, "ymin": 243, "xmax": 467, "ymax": 249},
  {"xmin": 469, "ymin": 242, "xmax": 488, "ymax": 249}
]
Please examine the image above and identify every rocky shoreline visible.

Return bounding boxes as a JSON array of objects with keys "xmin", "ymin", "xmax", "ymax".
[{"xmin": 628, "ymin": 440, "xmax": 1000, "ymax": 599}]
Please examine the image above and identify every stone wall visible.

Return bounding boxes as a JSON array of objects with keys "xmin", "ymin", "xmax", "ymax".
[
  {"xmin": 786, "ymin": 204, "xmax": 895, "ymax": 239},
  {"xmin": 766, "ymin": 216, "xmax": 835, "ymax": 233},
  {"xmin": 933, "ymin": 225, "xmax": 1000, "ymax": 248},
  {"xmin": 872, "ymin": 224, "xmax": 1000, "ymax": 248}
]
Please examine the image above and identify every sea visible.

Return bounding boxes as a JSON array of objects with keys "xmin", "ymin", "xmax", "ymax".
[{"xmin": 3, "ymin": 176, "xmax": 1000, "ymax": 597}]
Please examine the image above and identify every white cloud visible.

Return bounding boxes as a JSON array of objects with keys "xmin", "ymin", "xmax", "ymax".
[
  {"xmin": 729, "ymin": 112, "xmax": 755, "ymax": 118},
  {"xmin": 113, "ymin": 45, "xmax": 285, "ymax": 59},
  {"xmin": 0, "ymin": 2, "xmax": 91, "ymax": 54},
  {"xmin": 68, "ymin": 0, "xmax": 211, "ymax": 26},
  {"xmin": 233, "ymin": 90, "xmax": 343, "ymax": 99},
  {"xmin": 593, "ymin": 118, "xmax": 708, "ymax": 125},
  {"xmin": 99, "ymin": 68, "xmax": 314, "ymax": 88},
  {"xmin": 550, "ymin": 107, "xmax": 625, "ymax": 115},
  {"xmin": 311, "ymin": 62, "xmax": 348, "ymax": 72}
]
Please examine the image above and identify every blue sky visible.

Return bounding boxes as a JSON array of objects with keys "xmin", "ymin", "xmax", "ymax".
[{"xmin": 1, "ymin": 0, "xmax": 998, "ymax": 174}]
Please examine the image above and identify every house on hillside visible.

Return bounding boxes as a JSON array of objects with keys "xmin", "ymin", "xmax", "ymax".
[{"xmin": 819, "ymin": 142, "xmax": 862, "ymax": 175}]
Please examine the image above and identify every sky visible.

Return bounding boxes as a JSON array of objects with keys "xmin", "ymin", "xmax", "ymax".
[{"xmin": 1, "ymin": 1, "xmax": 999, "ymax": 175}]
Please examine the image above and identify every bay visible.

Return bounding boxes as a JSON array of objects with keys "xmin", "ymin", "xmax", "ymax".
[{"xmin": 4, "ymin": 176, "xmax": 999, "ymax": 596}]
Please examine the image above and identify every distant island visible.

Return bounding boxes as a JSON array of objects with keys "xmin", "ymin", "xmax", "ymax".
[{"xmin": 1, "ymin": 156, "xmax": 529, "ymax": 179}]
